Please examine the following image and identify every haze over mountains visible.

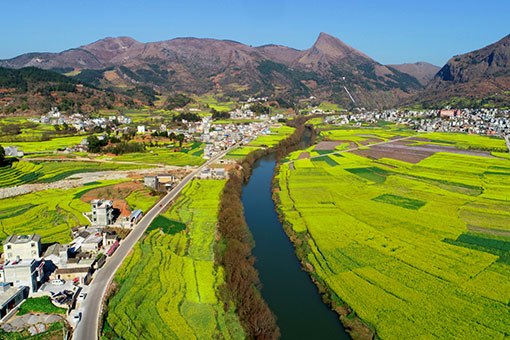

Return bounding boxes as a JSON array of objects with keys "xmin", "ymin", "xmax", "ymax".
[{"xmin": 1, "ymin": 32, "xmax": 509, "ymax": 109}]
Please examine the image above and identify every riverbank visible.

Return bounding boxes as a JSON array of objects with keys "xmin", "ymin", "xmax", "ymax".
[
  {"xmin": 270, "ymin": 127, "xmax": 375, "ymax": 340},
  {"xmin": 243, "ymin": 155, "xmax": 351, "ymax": 339},
  {"xmin": 214, "ymin": 117, "xmax": 318, "ymax": 339}
]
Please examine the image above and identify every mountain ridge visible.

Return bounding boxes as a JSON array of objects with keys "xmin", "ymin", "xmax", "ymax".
[{"xmin": 0, "ymin": 33, "xmax": 446, "ymax": 108}]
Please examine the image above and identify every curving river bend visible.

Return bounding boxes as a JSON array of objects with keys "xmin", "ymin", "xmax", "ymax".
[{"xmin": 241, "ymin": 154, "xmax": 351, "ymax": 340}]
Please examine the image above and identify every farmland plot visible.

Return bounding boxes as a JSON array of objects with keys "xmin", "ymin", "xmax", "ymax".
[
  {"xmin": 275, "ymin": 128, "xmax": 510, "ymax": 340},
  {"xmin": 106, "ymin": 180, "xmax": 244, "ymax": 340}
]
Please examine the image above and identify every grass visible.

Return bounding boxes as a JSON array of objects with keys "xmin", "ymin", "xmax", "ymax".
[
  {"xmin": 106, "ymin": 180, "xmax": 245, "ymax": 340},
  {"xmin": 275, "ymin": 126, "xmax": 510, "ymax": 340},
  {"xmin": 17, "ymin": 296, "xmax": 67, "ymax": 315}
]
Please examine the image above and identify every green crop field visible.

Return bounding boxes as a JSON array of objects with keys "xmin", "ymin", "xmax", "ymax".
[
  {"xmin": 106, "ymin": 180, "xmax": 244, "ymax": 340},
  {"xmin": 275, "ymin": 128, "xmax": 510, "ymax": 340},
  {"xmin": 0, "ymin": 160, "xmax": 145, "ymax": 188},
  {"xmin": 249, "ymin": 125, "xmax": 295, "ymax": 147},
  {"xmin": 0, "ymin": 179, "xmax": 129, "ymax": 244}
]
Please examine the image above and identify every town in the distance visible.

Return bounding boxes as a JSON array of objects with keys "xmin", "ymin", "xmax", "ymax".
[{"xmin": 0, "ymin": 14, "xmax": 509, "ymax": 340}]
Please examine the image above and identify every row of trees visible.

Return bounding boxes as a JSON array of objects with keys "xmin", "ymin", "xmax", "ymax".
[{"xmin": 215, "ymin": 117, "xmax": 315, "ymax": 339}]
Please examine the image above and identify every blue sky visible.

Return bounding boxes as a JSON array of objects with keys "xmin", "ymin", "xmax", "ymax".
[{"xmin": 1, "ymin": 0, "xmax": 509, "ymax": 66}]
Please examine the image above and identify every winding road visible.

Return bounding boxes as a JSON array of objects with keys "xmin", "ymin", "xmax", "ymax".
[{"xmin": 72, "ymin": 145, "xmax": 238, "ymax": 340}]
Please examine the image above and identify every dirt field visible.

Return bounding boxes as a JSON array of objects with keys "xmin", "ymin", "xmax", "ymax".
[
  {"xmin": 80, "ymin": 181, "xmax": 147, "ymax": 217},
  {"xmin": 314, "ymin": 141, "xmax": 342, "ymax": 150},
  {"xmin": 359, "ymin": 138, "xmax": 383, "ymax": 146},
  {"xmin": 352, "ymin": 142, "xmax": 495, "ymax": 164},
  {"xmin": 298, "ymin": 152, "xmax": 310, "ymax": 160}
]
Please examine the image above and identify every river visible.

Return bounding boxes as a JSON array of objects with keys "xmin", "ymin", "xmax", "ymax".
[{"xmin": 241, "ymin": 154, "xmax": 351, "ymax": 340}]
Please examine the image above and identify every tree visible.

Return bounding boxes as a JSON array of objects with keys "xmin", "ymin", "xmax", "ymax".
[
  {"xmin": 0, "ymin": 144, "xmax": 5, "ymax": 164},
  {"xmin": 87, "ymin": 135, "xmax": 107, "ymax": 153},
  {"xmin": 176, "ymin": 133, "xmax": 185, "ymax": 147},
  {"xmin": 169, "ymin": 132, "xmax": 176, "ymax": 141}
]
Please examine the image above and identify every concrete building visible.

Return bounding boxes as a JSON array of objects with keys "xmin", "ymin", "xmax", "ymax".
[
  {"xmin": 0, "ymin": 283, "xmax": 28, "ymax": 321},
  {"xmin": 81, "ymin": 234, "xmax": 103, "ymax": 253},
  {"xmin": 0, "ymin": 259, "xmax": 44, "ymax": 293},
  {"xmin": 3, "ymin": 146, "xmax": 24, "ymax": 157},
  {"xmin": 144, "ymin": 175, "xmax": 159, "ymax": 189},
  {"xmin": 103, "ymin": 233, "xmax": 118, "ymax": 247},
  {"xmin": 42, "ymin": 243, "xmax": 68, "ymax": 266},
  {"xmin": 51, "ymin": 265, "xmax": 92, "ymax": 285},
  {"xmin": 3, "ymin": 234, "xmax": 42, "ymax": 262},
  {"xmin": 90, "ymin": 199, "xmax": 114, "ymax": 227},
  {"xmin": 129, "ymin": 210, "xmax": 143, "ymax": 225}
]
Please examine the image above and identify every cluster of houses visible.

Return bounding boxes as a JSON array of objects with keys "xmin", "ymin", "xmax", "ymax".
[
  {"xmin": 28, "ymin": 107, "xmax": 132, "ymax": 132},
  {"xmin": 319, "ymin": 108, "xmax": 510, "ymax": 137},
  {"xmin": 0, "ymin": 199, "xmax": 141, "ymax": 321}
]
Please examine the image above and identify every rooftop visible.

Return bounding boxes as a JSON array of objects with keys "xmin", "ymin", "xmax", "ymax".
[
  {"xmin": 3, "ymin": 234, "xmax": 41, "ymax": 246},
  {"xmin": 0, "ymin": 285, "xmax": 25, "ymax": 309}
]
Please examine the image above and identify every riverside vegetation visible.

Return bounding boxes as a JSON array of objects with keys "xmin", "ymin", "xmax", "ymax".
[{"xmin": 274, "ymin": 126, "xmax": 510, "ymax": 340}]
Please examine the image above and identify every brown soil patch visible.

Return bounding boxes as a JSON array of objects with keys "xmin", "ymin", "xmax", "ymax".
[
  {"xmin": 325, "ymin": 140, "xmax": 357, "ymax": 149},
  {"xmin": 353, "ymin": 142, "xmax": 495, "ymax": 164},
  {"xmin": 314, "ymin": 141, "xmax": 341, "ymax": 150},
  {"xmin": 298, "ymin": 152, "xmax": 310, "ymax": 160},
  {"xmin": 359, "ymin": 138, "xmax": 383, "ymax": 146},
  {"xmin": 467, "ymin": 225, "xmax": 510, "ymax": 237},
  {"xmin": 80, "ymin": 181, "xmax": 146, "ymax": 216}
]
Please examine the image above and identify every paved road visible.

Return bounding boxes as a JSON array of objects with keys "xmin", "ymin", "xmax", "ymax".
[
  {"xmin": 289, "ymin": 133, "xmax": 423, "ymax": 163},
  {"xmin": 73, "ymin": 145, "xmax": 238, "ymax": 340}
]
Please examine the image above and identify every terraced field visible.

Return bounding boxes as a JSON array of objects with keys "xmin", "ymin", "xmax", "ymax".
[
  {"xmin": 275, "ymin": 128, "xmax": 510, "ymax": 340},
  {"xmin": 249, "ymin": 125, "xmax": 295, "ymax": 147},
  {"xmin": 0, "ymin": 161, "xmax": 144, "ymax": 188},
  {"xmin": 106, "ymin": 180, "xmax": 244, "ymax": 340},
  {"xmin": 0, "ymin": 180, "xmax": 128, "ymax": 244}
]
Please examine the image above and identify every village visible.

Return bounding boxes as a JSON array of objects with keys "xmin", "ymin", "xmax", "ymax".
[
  {"xmin": 308, "ymin": 107, "xmax": 510, "ymax": 137},
  {"xmin": 0, "ymin": 101, "xmax": 289, "ymax": 335}
]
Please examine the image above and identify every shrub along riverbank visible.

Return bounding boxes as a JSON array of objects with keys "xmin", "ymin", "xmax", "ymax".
[{"xmin": 214, "ymin": 116, "xmax": 315, "ymax": 339}]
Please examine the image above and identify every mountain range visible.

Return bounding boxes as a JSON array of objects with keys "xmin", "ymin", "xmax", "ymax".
[
  {"xmin": 417, "ymin": 34, "xmax": 510, "ymax": 107},
  {"xmin": 1, "ymin": 32, "xmax": 509, "ymax": 109}
]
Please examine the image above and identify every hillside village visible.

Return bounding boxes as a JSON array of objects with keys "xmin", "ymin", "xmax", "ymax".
[{"xmin": 306, "ymin": 107, "xmax": 510, "ymax": 137}]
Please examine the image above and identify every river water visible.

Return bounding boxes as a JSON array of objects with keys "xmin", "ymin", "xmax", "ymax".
[{"xmin": 241, "ymin": 155, "xmax": 351, "ymax": 340}]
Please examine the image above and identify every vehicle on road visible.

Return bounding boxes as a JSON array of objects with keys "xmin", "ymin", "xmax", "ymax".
[
  {"xmin": 51, "ymin": 279, "xmax": 65, "ymax": 285},
  {"xmin": 77, "ymin": 292, "xmax": 87, "ymax": 301},
  {"xmin": 72, "ymin": 311, "xmax": 81, "ymax": 324}
]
